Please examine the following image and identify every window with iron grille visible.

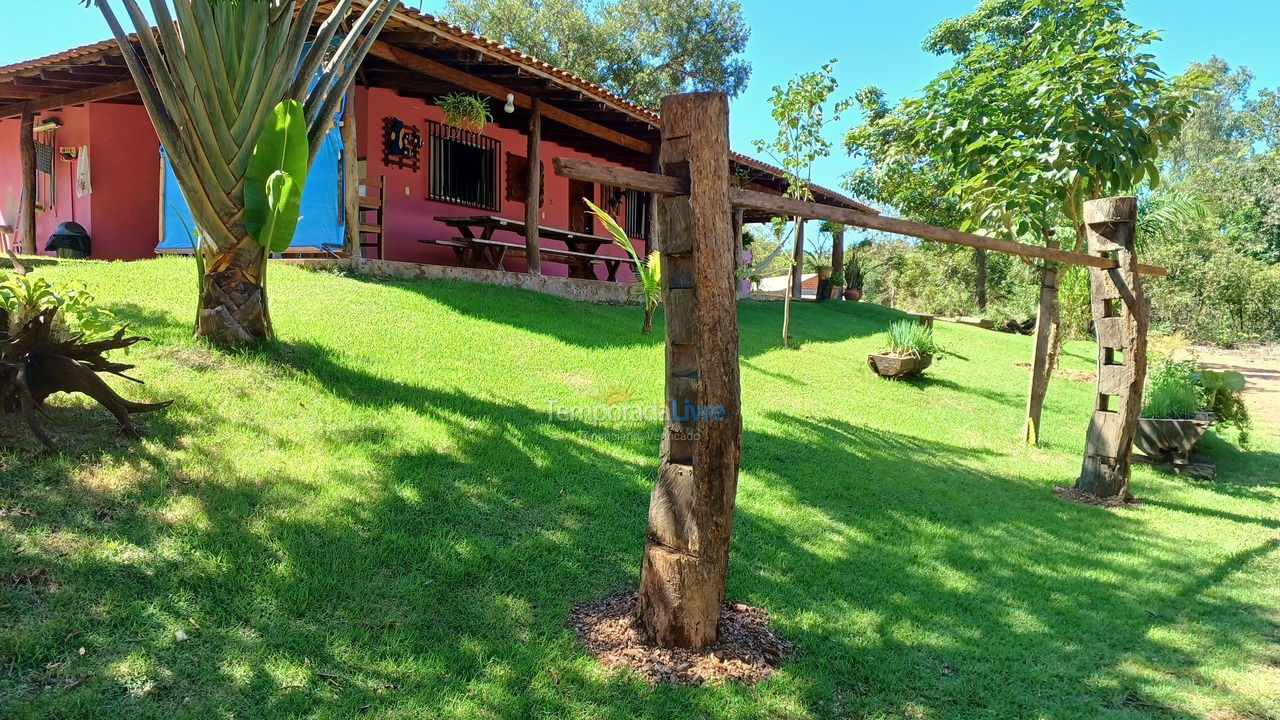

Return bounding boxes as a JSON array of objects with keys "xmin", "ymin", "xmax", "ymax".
[
  {"xmin": 624, "ymin": 188, "xmax": 650, "ymax": 238},
  {"xmin": 427, "ymin": 120, "xmax": 500, "ymax": 211}
]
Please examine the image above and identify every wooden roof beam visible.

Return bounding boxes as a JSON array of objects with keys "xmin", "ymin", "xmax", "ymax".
[
  {"xmin": 0, "ymin": 78, "xmax": 137, "ymax": 120},
  {"xmin": 368, "ymin": 41, "xmax": 652, "ymax": 154}
]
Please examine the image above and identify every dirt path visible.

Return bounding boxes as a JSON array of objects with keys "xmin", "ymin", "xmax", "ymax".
[{"xmin": 1175, "ymin": 345, "xmax": 1280, "ymax": 430}]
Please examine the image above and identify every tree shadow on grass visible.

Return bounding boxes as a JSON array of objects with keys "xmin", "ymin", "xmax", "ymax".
[
  {"xmin": 4, "ymin": 336, "xmax": 1277, "ymax": 719},
  {"xmin": 325, "ymin": 272, "xmax": 896, "ymax": 359}
]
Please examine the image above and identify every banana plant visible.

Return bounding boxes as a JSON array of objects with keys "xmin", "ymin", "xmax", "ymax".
[
  {"xmin": 84, "ymin": 0, "xmax": 397, "ymax": 345},
  {"xmin": 586, "ymin": 199, "xmax": 662, "ymax": 335}
]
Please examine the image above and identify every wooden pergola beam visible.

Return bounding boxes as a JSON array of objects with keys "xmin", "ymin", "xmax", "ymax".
[
  {"xmin": 552, "ymin": 157, "xmax": 1168, "ymax": 277},
  {"xmin": 367, "ymin": 41, "xmax": 653, "ymax": 155},
  {"xmin": 0, "ymin": 78, "xmax": 137, "ymax": 120}
]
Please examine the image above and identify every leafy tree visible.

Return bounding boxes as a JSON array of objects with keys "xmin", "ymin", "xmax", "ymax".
[
  {"xmin": 854, "ymin": 0, "xmax": 1197, "ymax": 442},
  {"xmin": 1162, "ymin": 58, "xmax": 1280, "ymax": 262},
  {"xmin": 85, "ymin": 0, "xmax": 396, "ymax": 345},
  {"xmin": 753, "ymin": 60, "xmax": 851, "ymax": 344},
  {"xmin": 442, "ymin": 0, "xmax": 750, "ymax": 109}
]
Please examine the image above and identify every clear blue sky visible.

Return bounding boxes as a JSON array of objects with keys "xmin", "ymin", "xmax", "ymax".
[{"xmin": 3, "ymin": 1, "xmax": 1277, "ymax": 232}]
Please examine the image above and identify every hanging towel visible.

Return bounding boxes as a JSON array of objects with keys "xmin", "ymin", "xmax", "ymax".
[{"xmin": 75, "ymin": 145, "xmax": 92, "ymax": 198}]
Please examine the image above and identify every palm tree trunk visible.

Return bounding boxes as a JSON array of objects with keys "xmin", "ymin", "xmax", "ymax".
[
  {"xmin": 642, "ymin": 306, "xmax": 654, "ymax": 335},
  {"xmin": 197, "ymin": 237, "xmax": 273, "ymax": 344}
]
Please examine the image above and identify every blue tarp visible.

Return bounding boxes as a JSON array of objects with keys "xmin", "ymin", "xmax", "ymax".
[{"xmin": 158, "ymin": 110, "xmax": 347, "ymax": 252}]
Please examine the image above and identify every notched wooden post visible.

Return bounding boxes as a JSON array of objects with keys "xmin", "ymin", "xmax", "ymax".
[
  {"xmin": 636, "ymin": 92, "xmax": 742, "ymax": 649},
  {"xmin": 1077, "ymin": 196, "xmax": 1147, "ymax": 500}
]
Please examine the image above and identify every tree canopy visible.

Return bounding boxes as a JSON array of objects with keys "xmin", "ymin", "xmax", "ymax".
[{"xmin": 442, "ymin": 0, "xmax": 751, "ymax": 109}]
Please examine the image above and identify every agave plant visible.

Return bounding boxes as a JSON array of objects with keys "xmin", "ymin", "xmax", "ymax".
[
  {"xmin": 585, "ymin": 199, "xmax": 662, "ymax": 334},
  {"xmin": 83, "ymin": 0, "xmax": 397, "ymax": 345}
]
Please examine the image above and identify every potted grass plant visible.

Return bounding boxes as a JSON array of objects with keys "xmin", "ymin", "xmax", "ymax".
[
  {"xmin": 1136, "ymin": 359, "xmax": 1251, "ymax": 464},
  {"xmin": 868, "ymin": 319, "xmax": 939, "ymax": 378},
  {"xmin": 828, "ymin": 269, "xmax": 845, "ymax": 300}
]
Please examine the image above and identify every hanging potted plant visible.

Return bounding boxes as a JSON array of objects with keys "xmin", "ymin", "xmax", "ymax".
[
  {"xmin": 868, "ymin": 319, "xmax": 939, "ymax": 378},
  {"xmin": 436, "ymin": 92, "xmax": 492, "ymax": 134}
]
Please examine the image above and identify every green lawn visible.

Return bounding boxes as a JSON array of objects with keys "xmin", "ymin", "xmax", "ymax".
[{"xmin": 2, "ymin": 258, "xmax": 1278, "ymax": 719}]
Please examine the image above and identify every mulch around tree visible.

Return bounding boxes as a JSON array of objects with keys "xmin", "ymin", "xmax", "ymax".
[
  {"xmin": 568, "ymin": 593, "xmax": 790, "ymax": 685},
  {"xmin": 1053, "ymin": 485, "xmax": 1142, "ymax": 508}
]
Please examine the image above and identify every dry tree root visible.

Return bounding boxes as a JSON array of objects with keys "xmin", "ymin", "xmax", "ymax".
[{"xmin": 1, "ymin": 307, "xmax": 171, "ymax": 450}]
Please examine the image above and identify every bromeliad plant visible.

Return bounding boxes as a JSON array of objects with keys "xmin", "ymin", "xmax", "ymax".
[
  {"xmin": 586, "ymin": 199, "xmax": 661, "ymax": 334},
  {"xmin": 83, "ymin": 0, "xmax": 398, "ymax": 345},
  {"xmin": 0, "ymin": 266, "xmax": 170, "ymax": 449}
]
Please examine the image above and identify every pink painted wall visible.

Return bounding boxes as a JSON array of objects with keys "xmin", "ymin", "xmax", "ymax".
[
  {"xmin": 0, "ymin": 103, "xmax": 158, "ymax": 260},
  {"xmin": 88, "ymin": 103, "xmax": 160, "ymax": 260},
  {"xmin": 0, "ymin": 105, "xmax": 93, "ymax": 255},
  {"xmin": 359, "ymin": 87, "xmax": 643, "ymax": 281}
]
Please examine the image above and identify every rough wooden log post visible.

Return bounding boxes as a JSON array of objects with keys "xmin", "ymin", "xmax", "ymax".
[
  {"xmin": 1078, "ymin": 196, "xmax": 1147, "ymax": 499},
  {"xmin": 1023, "ymin": 265, "xmax": 1060, "ymax": 445},
  {"xmin": 342, "ymin": 87, "xmax": 360, "ymax": 258},
  {"xmin": 636, "ymin": 92, "xmax": 742, "ymax": 649},
  {"xmin": 19, "ymin": 106, "xmax": 36, "ymax": 255},
  {"xmin": 525, "ymin": 99, "xmax": 543, "ymax": 275}
]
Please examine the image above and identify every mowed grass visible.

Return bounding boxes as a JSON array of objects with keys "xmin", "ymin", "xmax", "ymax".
[{"xmin": 2, "ymin": 257, "xmax": 1278, "ymax": 720}]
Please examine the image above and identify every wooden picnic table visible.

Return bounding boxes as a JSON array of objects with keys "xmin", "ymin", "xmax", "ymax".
[{"xmin": 427, "ymin": 215, "xmax": 635, "ymax": 281}]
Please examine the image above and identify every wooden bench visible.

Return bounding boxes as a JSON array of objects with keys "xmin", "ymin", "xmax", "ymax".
[
  {"xmin": 426, "ymin": 215, "xmax": 638, "ymax": 281},
  {"xmin": 423, "ymin": 235, "xmax": 636, "ymax": 281}
]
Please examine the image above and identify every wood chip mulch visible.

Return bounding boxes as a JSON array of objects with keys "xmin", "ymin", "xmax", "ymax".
[
  {"xmin": 568, "ymin": 593, "xmax": 790, "ymax": 685},
  {"xmin": 1053, "ymin": 485, "xmax": 1142, "ymax": 508}
]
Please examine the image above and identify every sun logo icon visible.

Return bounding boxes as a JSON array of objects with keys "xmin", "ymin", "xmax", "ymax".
[{"xmin": 595, "ymin": 382, "xmax": 641, "ymax": 405}]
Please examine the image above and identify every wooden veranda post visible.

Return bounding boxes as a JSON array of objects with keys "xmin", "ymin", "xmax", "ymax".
[
  {"xmin": 791, "ymin": 218, "xmax": 805, "ymax": 300},
  {"xmin": 1023, "ymin": 265, "xmax": 1060, "ymax": 445},
  {"xmin": 1077, "ymin": 196, "xmax": 1147, "ymax": 499},
  {"xmin": 636, "ymin": 92, "xmax": 742, "ymax": 649},
  {"xmin": 342, "ymin": 87, "xmax": 360, "ymax": 258},
  {"xmin": 19, "ymin": 106, "xmax": 36, "ymax": 254},
  {"xmin": 831, "ymin": 226, "xmax": 845, "ymax": 296},
  {"xmin": 525, "ymin": 99, "xmax": 543, "ymax": 275}
]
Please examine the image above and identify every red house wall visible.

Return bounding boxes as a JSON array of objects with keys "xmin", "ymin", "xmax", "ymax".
[
  {"xmin": 88, "ymin": 103, "xmax": 160, "ymax": 261},
  {"xmin": 359, "ymin": 87, "xmax": 641, "ymax": 281},
  {"xmin": 0, "ymin": 103, "xmax": 158, "ymax": 260},
  {"xmin": 0, "ymin": 106, "xmax": 93, "ymax": 253}
]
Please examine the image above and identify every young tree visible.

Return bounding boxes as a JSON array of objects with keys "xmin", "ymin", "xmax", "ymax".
[
  {"xmin": 85, "ymin": 0, "xmax": 396, "ymax": 345},
  {"xmin": 864, "ymin": 0, "xmax": 1196, "ymax": 443},
  {"xmin": 753, "ymin": 61, "xmax": 851, "ymax": 344},
  {"xmin": 443, "ymin": 0, "xmax": 750, "ymax": 109}
]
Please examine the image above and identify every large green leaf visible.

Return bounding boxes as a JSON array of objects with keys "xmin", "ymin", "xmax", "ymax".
[
  {"xmin": 259, "ymin": 170, "xmax": 304, "ymax": 254},
  {"xmin": 245, "ymin": 100, "xmax": 309, "ymax": 251}
]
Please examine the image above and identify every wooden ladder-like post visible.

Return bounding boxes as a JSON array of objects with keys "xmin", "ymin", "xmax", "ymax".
[
  {"xmin": 1077, "ymin": 196, "xmax": 1147, "ymax": 499},
  {"xmin": 636, "ymin": 92, "xmax": 742, "ymax": 649}
]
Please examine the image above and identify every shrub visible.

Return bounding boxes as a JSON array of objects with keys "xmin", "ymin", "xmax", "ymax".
[
  {"xmin": 883, "ymin": 319, "xmax": 940, "ymax": 358},
  {"xmin": 1193, "ymin": 368, "xmax": 1252, "ymax": 446}
]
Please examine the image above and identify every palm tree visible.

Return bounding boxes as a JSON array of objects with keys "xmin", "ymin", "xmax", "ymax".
[
  {"xmin": 587, "ymin": 200, "xmax": 662, "ymax": 334},
  {"xmin": 85, "ymin": 0, "xmax": 396, "ymax": 344}
]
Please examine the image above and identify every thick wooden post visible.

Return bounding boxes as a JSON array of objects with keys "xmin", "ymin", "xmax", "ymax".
[
  {"xmin": 732, "ymin": 207, "xmax": 744, "ymax": 297},
  {"xmin": 342, "ymin": 87, "xmax": 360, "ymax": 257},
  {"xmin": 791, "ymin": 218, "xmax": 805, "ymax": 300},
  {"xmin": 1023, "ymin": 265, "xmax": 1060, "ymax": 445},
  {"xmin": 1078, "ymin": 196, "xmax": 1146, "ymax": 499},
  {"xmin": 524, "ymin": 99, "xmax": 543, "ymax": 275},
  {"xmin": 636, "ymin": 92, "xmax": 741, "ymax": 649},
  {"xmin": 831, "ymin": 227, "xmax": 845, "ymax": 297},
  {"xmin": 975, "ymin": 248, "xmax": 988, "ymax": 310},
  {"xmin": 19, "ymin": 106, "xmax": 36, "ymax": 254}
]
